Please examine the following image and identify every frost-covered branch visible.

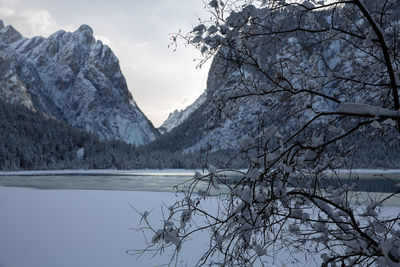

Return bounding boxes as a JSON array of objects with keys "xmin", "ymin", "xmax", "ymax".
[{"xmin": 336, "ymin": 103, "xmax": 400, "ymax": 118}]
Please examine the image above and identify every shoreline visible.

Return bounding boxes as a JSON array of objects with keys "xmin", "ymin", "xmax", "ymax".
[
  {"xmin": 0, "ymin": 168, "xmax": 201, "ymax": 176},
  {"xmin": 1, "ymin": 168, "xmax": 400, "ymax": 176}
]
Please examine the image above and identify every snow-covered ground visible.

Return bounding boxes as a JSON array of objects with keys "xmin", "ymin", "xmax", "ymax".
[
  {"xmin": 0, "ymin": 187, "xmax": 216, "ymax": 267},
  {"xmin": 1, "ymin": 169, "xmax": 400, "ymax": 266},
  {"xmin": 1, "ymin": 186, "xmax": 399, "ymax": 267},
  {"xmin": 0, "ymin": 186, "xmax": 330, "ymax": 267}
]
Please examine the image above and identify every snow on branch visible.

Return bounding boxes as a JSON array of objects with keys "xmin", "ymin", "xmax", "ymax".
[{"xmin": 336, "ymin": 103, "xmax": 400, "ymax": 118}]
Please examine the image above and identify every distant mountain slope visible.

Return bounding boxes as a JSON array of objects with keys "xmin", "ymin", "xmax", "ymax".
[
  {"xmin": 159, "ymin": 92, "xmax": 206, "ymax": 134},
  {"xmin": 150, "ymin": 55, "xmax": 273, "ymax": 154},
  {"xmin": 0, "ymin": 21, "xmax": 158, "ymax": 145}
]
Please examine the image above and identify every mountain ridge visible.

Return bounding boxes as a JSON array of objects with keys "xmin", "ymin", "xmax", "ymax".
[
  {"xmin": 159, "ymin": 91, "xmax": 207, "ymax": 134},
  {"xmin": 0, "ymin": 20, "xmax": 158, "ymax": 146}
]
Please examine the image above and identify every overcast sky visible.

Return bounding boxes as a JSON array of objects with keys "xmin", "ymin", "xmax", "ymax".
[{"xmin": 0, "ymin": 0, "xmax": 210, "ymax": 127}]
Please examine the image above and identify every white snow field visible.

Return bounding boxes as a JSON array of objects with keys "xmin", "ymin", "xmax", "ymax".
[
  {"xmin": 0, "ymin": 170, "xmax": 400, "ymax": 266},
  {"xmin": 0, "ymin": 187, "xmax": 216, "ymax": 267},
  {"xmin": 0, "ymin": 187, "xmax": 328, "ymax": 267}
]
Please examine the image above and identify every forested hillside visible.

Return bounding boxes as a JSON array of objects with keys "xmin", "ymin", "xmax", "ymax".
[
  {"xmin": 0, "ymin": 100, "xmax": 207, "ymax": 170},
  {"xmin": 0, "ymin": 100, "xmax": 139, "ymax": 170}
]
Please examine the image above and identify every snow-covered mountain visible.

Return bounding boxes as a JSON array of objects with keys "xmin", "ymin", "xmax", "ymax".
[
  {"xmin": 156, "ymin": 1, "xmax": 400, "ymax": 168},
  {"xmin": 157, "ymin": 57, "xmax": 272, "ymax": 153},
  {"xmin": 0, "ymin": 21, "xmax": 158, "ymax": 146},
  {"xmin": 159, "ymin": 92, "xmax": 206, "ymax": 134}
]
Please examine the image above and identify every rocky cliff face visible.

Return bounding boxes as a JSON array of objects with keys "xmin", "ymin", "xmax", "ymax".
[
  {"xmin": 0, "ymin": 21, "xmax": 158, "ymax": 146},
  {"xmin": 157, "ymin": 1, "xmax": 400, "ymax": 163}
]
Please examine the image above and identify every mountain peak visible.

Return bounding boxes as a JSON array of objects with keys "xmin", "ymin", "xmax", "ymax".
[
  {"xmin": 0, "ymin": 20, "xmax": 4, "ymax": 29},
  {"xmin": 0, "ymin": 24, "xmax": 22, "ymax": 43},
  {"xmin": 73, "ymin": 24, "xmax": 94, "ymax": 45},
  {"xmin": 75, "ymin": 24, "xmax": 93, "ymax": 36}
]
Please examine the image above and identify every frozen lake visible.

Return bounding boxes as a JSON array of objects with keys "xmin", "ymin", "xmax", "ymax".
[
  {"xmin": 0, "ymin": 170, "xmax": 200, "ymax": 191},
  {"xmin": 0, "ymin": 168, "xmax": 400, "ymax": 192},
  {"xmin": 0, "ymin": 187, "xmax": 209, "ymax": 267},
  {"xmin": 0, "ymin": 170, "xmax": 226, "ymax": 267},
  {"xmin": 1, "ymin": 169, "xmax": 400, "ymax": 266}
]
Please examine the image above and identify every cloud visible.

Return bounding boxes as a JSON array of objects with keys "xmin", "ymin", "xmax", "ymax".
[
  {"xmin": 94, "ymin": 34, "xmax": 112, "ymax": 46},
  {"xmin": 110, "ymin": 37, "xmax": 209, "ymax": 127},
  {"xmin": 181, "ymin": 98, "xmax": 189, "ymax": 105},
  {"xmin": 0, "ymin": 6, "xmax": 15, "ymax": 17},
  {"xmin": 0, "ymin": 0, "xmax": 73, "ymax": 37},
  {"xmin": 18, "ymin": 9, "xmax": 60, "ymax": 36}
]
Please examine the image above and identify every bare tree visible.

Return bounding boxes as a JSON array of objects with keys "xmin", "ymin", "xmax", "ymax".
[{"xmin": 137, "ymin": 1, "xmax": 400, "ymax": 266}]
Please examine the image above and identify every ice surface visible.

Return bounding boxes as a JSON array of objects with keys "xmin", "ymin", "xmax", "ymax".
[
  {"xmin": 1, "ymin": 169, "xmax": 400, "ymax": 266},
  {"xmin": 0, "ymin": 168, "xmax": 202, "ymax": 176},
  {"xmin": 0, "ymin": 186, "xmax": 324, "ymax": 267},
  {"xmin": 0, "ymin": 188, "xmax": 191, "ymax": 267}
]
